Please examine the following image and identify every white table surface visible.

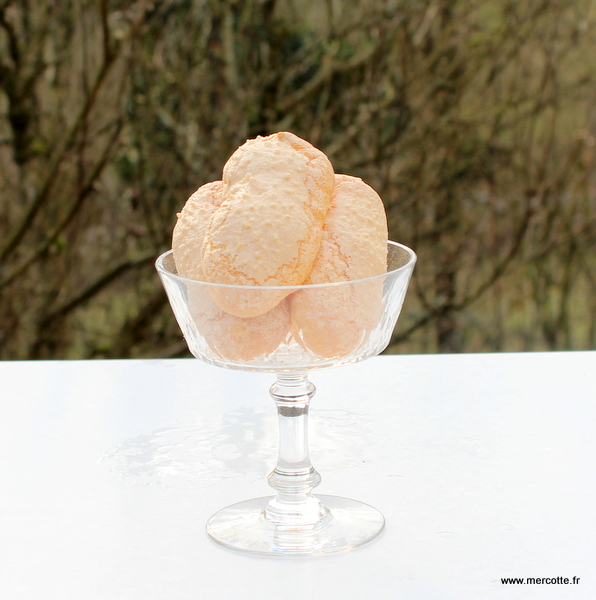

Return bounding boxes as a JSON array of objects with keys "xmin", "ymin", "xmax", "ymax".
[{"xmin": 1, "ymin": 352, "xmax": 594, "ymax": 599}]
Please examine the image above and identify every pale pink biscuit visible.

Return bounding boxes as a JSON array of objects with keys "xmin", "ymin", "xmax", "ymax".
[
  {"xmin": 172, "ymin": 181, "xmax": 290, "ymax": 361},
  {"xmin": 188, "ymin": 287, "xmax": 291, "ymax": 362},
  {"xmin": 290, "ymin": 174, "xmax": 388, "ymax": 358},
  {"xmin": 173, "ymin": 180, "xmax": 224, "ymax": 281},
  {"xmin": 201, "ymin": 132, "xmax": 335, "ymax": 317}
]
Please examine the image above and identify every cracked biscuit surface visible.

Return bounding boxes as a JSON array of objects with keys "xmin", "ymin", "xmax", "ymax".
[
  {"xmin": 201, "ymin": 131, "xmax": 334, "ymax": 317},
  {"xmin": 172, "ymin": 179, "xmax": 291, "ymax": 361},
  {"xmin": 290, "ymin": 174, "xmax": 388, "ymax": 358}
]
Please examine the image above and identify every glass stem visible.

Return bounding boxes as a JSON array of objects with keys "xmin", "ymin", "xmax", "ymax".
[{"xmin": 265, "ymin": 373, "xmax": 329, "ymax": 528}]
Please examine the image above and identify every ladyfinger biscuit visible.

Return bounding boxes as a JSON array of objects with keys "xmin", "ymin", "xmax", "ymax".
[
  {"xmin": 290, "ymin": 174, "xmax": 388, "ymax": 358},
  {"xmin": 201, "ymin": 132, "xmax": 335, "ymax": 318},
  {"xmin": 188, "ymin": 287, "xmax": 291, "ymax": 362},
  {"xmin": 172, "ymin": 181, "xmax": 290, "ymax": 361}
]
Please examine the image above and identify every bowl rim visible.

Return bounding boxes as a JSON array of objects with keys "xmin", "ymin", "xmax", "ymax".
[{"xmin": 155, "ymin": 240, "xmax": 416, "ymax": 291}]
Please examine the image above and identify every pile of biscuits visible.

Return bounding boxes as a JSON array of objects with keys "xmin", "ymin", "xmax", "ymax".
[{"xmin": 172, "ymin": 132, "xmax": 387, "ymax": 360}]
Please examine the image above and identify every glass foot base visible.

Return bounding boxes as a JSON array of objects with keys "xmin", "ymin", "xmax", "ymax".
[{"xmin": 206, "ymin": 494, "xmax": 385, "ymax": 557}]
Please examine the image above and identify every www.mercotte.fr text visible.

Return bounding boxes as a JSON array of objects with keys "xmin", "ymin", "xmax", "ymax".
[{"xmin": 501, "ymin": 576, "xmax": 580, "ymax": 585}]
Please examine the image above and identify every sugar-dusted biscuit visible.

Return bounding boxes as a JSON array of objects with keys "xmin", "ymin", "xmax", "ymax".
[
  {"xmin": 173, "ymin": 180, "xmax": 224, "ymax": 281},
  {"xmin": 188, "ymin": 287, "xmax": 291, "ymax": 362},
  {"xmin": 172, "ymin": 180, "xmax": 290, "ymax": 361},
  {"xmin": 201, "ymin": 132, "xmax": 335, "ymax": 318},
  {"xmin": 290, "ymin": 174, "xmax": 388, "ymax": 358}
]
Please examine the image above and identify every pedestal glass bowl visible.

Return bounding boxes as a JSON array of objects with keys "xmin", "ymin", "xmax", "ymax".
[{"xmin": 156, "ymin": 241, "xmax": 416, "ymax": 556}]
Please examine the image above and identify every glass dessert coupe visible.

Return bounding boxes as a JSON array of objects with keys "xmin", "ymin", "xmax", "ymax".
[{"xmin": 155, "ymin": 241, "xmax": 416, "ymax": 557}]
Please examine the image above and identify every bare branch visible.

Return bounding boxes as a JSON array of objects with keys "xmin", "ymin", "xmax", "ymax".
[
  {"xmin": 0, "ymin": 0, "xmax": 155, "ymax": 263},
  {"xmin": 0, "ymin": 119, "xmax": 124, "ymax": 289},
  {"xmin": 39, "ymin": 254, "xmax": 156, "ymax": 328}
]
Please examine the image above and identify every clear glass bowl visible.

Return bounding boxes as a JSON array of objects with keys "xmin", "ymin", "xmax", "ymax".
[{"xmin": 156, "ymin": 241, "xmax": 416, "ymax": 556}]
